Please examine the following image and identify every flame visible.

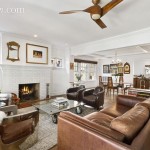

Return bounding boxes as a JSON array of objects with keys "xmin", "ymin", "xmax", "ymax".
[{"xmin": 22, "ymin": 86, "xmax": 32, "ymax": 94}]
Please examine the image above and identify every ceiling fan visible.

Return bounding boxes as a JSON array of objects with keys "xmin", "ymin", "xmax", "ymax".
[{"xmin": 59, "ymin": 0, "xmax": 123, "ymax": 29}]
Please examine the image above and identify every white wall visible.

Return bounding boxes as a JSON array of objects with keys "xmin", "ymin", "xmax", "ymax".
[
  {"xmin": 50, "ymin": 44, "xmax": 70, "ymax": 96},
  {"xmin": 0, "ymin": 33, "xmax": 52, "ymax": 99},
  {"xmin": 134, "ymin": 59, "xmax": 150, "ymax": 77}
]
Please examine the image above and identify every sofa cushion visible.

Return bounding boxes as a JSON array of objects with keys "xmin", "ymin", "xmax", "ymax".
[
  {"xmin": 101, "ymin": 104, "xmax": 131, "ymax": 117},
  {"xmin": 110, "ymin": 105, "xmax": 149, "ymax": 143},
  {"xmin": 136, "ymin": 99, "xmax": 150, "ymax": 111},
  {"xmin": 84, "ymin": 112, "xmax": 115, "ymax": 128}
]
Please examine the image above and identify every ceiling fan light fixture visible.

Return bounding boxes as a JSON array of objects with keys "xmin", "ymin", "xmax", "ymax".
[{"xmin": 91, "ymin": 14, "xmax": 101, "ymax": 20}]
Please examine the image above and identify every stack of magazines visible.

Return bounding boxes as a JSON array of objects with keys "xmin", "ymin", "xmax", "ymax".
[{"xmin": 51, "ymin": 97, "xmax": 68, "ymax": 109}]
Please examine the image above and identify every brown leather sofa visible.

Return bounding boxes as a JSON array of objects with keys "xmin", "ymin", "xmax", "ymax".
[{"xmin": 58, "ymin": 95, "xmax": 150, "ymax": 150}]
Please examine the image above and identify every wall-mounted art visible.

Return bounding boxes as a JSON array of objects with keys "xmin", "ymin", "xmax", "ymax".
[
  {"xmin": 103, "ymin": 65, "xmax": 110, "ymax": 73},
  {"xmin": 56, "ymin": 58, "xmax": 63, "ymax": 68},
  {"xmin": 7, "ymin": 41, "xmax": 20, "ymax": 62},
  {"xmin": 124, "ymin": 62, "xmax": 130, "ymax": 74},
  {"xmin": 26, "ymin": 43, "xmax": 48, "ymax": 64},
  {"xmin": 110, "ymin": 64, "xmax": 118, "ymax": 74},
  {"xmin": 70, "ymin": 63, "xmax": 74, "ymax": 70},
  {"xmin": 118, "ymin": 67, "xmax": 124, "ymax": 74}
]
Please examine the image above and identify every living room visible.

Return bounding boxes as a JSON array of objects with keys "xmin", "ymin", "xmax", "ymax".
[{"xmin": 0, "ymin": 0, "xmax": 150, "ymax": 150}]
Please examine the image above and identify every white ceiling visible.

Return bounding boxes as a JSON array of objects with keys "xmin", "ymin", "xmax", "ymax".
[
  {"xmin": 76, "ymin": 44, "xmax": 150, "ymax": 60},
  {"xmin": 0, "ymin": 0, "xmax": 150, "ymax": 46}
]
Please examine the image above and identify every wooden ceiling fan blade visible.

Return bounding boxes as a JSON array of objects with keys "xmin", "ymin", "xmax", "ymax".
[
  {"xmin": 94, "ymin": 19, "xmax": 107, "ymax": 29},
  {"xmin": 84, "ymin": 5, "xmax": 101, "ymax": 14},
  {"xmin": 102, "ymin": 0, "xmax": 123, "ymax": 16},
  {"xmin": 59, "ymin": 10, "xmax": 84, "ymax": 14}
]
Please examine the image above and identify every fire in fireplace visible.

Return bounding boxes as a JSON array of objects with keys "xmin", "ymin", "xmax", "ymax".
[{"xmin": 19, "ymin": 83, "xmax": 40, "ymax": 102}]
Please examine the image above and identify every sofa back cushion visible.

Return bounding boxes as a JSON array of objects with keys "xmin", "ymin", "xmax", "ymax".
[
  {"xmin": 116, "ymin": 95, "xmax": 146, "ymax": 108},
  {"xmin": 110, "ymin": 105, "xmax": 149, "ymax": 143},
  {"xmin": 136, "ymin": 99, "xmax": 150, "ymax": 111}
]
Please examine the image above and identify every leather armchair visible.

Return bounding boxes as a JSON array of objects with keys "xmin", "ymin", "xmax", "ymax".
[
  {"xmin": 0, "ymin": 105, "xmax": 39, "ymax": 150},
  {"xmin": 82, "ymin": 86, "xmax": 104, "ymax": 110},
  {"xmin": 67, "ymin": 85, "xmax": 85, "ymax": 102}
]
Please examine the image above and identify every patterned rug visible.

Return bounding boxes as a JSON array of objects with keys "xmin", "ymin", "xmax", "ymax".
[{"xmin": 27, "ymin": 106, "xmax": 97, "ymax": 150}]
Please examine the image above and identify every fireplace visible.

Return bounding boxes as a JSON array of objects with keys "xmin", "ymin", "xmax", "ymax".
[{"xmin": 19, "ymin": 83, "xmax": 40, "ymax": 102}]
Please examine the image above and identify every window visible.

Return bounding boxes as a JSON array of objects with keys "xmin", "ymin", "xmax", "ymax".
[{"xmin": 74, "ymin": 61, "xmax": 97, "ymax": 81}]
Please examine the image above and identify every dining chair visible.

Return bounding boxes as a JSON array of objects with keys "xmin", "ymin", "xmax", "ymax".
[{"xmin": 107, "ymin": 77, "xmax": 118, "ymax": 95}]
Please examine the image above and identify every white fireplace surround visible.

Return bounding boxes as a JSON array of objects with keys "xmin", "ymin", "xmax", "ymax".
[{"xmin": 0, "ymin": 65, "xmax": 51, "ymax": 100}]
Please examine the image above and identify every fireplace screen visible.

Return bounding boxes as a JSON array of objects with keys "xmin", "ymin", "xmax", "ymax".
[{"xmin": 19, "ymin": 83, "xmax": 39, "ymax": 102}]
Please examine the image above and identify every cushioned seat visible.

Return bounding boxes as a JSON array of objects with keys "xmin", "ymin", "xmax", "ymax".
[
  {"xmin": 84, "ymin": 112, "xmax": 115, "ymax": 128},
  {"xmin": 67, "ymin": 85, "xmax": 85, "ymax": 101},
  {"xmin": 82, "ymin": 86, "xmax": 104, "ymax": 110},
  {"xmin": 101, "ymin": 104, "xmax": 131, "ymax": 117}
]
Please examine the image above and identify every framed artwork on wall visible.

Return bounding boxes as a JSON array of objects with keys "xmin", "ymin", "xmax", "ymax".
[
  {"xmin": 7, "ymin": 41, "xmax": 20, "ymax": 62},
  {"xmin": 26, "ymin": 43, "xmax": 48, "ymax": 64},
  {"xmin": 70, "ymin": 63, "xmax": 74, "ymax": 70},
  {"xmin": 103, "ymin": 65, "xmax": 110, "ymax": 73},
  {"xmin": 110, "ymin": 64, "xmax": 118, "ymax": 74},
  {"xmin": 118, "ymin": 67, "xmax": 124, "ymax": 74},
  {"xmin": 56, "ymin": 58, "xmax": 63, "ymax": 68},
  {"xmin": 124, "ymin": 62, "xmax": 130, "ymax": 74}
]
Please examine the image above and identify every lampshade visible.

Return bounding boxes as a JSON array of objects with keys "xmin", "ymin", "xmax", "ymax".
[{"xmin": 91, "ymin": 14, "xmax": 101, "ymax": 20}]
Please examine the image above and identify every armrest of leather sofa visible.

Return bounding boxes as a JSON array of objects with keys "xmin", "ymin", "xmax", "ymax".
[
  {"xmin": 58, "ymin": 111, "xmax": 131, "ymax": 150},
  {"xmin": 116, "ymin": 95, "xmax": 146, "ymax": 108}
]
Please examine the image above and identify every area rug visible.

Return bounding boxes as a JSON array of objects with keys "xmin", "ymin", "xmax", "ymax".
[{"xmin": 27, "ymin": 106, "xmax": 97, "ymax": 150}]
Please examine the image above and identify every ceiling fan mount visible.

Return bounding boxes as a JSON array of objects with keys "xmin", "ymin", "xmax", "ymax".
[
  {"xmin": 92, "ymin": 0, "xmax": 100, "ymax": 5},
  {"xmin": 59, "ymin": 0, "xmax": 123, "ymax": 29}
]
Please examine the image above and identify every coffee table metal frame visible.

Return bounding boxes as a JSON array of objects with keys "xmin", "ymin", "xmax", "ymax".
[{"xmin": 32, "ymin": 99, "xmax": 82, "ymax": 123}]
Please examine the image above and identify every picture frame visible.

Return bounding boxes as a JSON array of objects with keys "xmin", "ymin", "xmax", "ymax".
[
  {"xmin": 124, "ymin": 62, "xmax": 130, "ymax": 74},
  {"xmin": 70, "ymin": 63, "xmax": 74, "ymax": 70},
  {"xmin": 50, "ymin": 58, "xmax": 56, "ymax": 67},
  {"xmin": 56, "ymin": 58, "xmax": 63, "ymax": 68},
  {"xmin": 118, "ymin": 67, "xmax": 124, "ymax": 73},
  {"xmin": 110, "ymin": 64, "xmax": 118, "ymax": 74},
  {"xmin": 26, "ymin": 43, "xmax": 48, "ymax": 64},
  {"xmin": 103, "ymin": 65, "xmax": 110, "ymax": 73}
]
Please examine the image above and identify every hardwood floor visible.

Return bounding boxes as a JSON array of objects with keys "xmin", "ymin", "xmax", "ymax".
[{"xmin": 48, "ymin": 94, "xmax": 117, "ymax": 150}]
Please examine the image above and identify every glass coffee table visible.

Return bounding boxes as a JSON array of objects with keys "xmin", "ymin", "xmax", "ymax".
[{"xmin": 33, "ymin": 99, "xmax": 82, "ymax": 123}]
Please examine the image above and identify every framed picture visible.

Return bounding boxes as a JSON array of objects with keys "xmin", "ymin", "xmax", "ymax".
[
  {"xmin": 26, "ymin": 43, "xmax": 48, "ymax": 64},
  {"xmin": 110, "ymin": 64, "xmax": 118, "ymax": 74},
  {"xmin": 103, "ymin": 65, "xmax": 110, "ymax": 73},
  {"xmin": 124, "ymin": 62, "xmax": 130, "ymax": 74},
  {"xmin": 118, "ymin": 67, "xmax": 124, "ymax": 73},
  {"xmin": 56, "ymin": 58, "xmax": 63, "ymax": 68},
  {"xmin": 50, "ymin": 58, "xmax": 55, "ymax": 67},
  {"xmin": 70, "ymin": 63, "xmax": 74, "ymax": 70},
  {"xmin": 118, "ymin": 62, "xmax": 123, "ymax": 67}
]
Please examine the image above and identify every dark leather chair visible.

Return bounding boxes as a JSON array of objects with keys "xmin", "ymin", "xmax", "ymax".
[
  {"xmin": 67, "ymin": 85, "xmax": 85, "ymax": 102},
  {"xmin": 82, "ymin": 86, "xmax": 104, "ymax": 110}
]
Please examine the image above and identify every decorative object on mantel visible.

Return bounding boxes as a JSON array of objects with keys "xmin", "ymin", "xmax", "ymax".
[
  {"xmin": 103, "ymin": 65, "xmax": 109, "ymax": 73},
  {"xmin": 124, "ymin": 62, "xmax": 130, "ymax": 74},
  {"xmin": 26, "ymin": 43, "xmax": 48, "ymax": 64},
  {"xmin": 50, "ymin": 58, "xmax": 63, "ymax": 68},
  {"xmin": 7, "ymin": 41, "xmax": 20, "ymax": 62}
]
